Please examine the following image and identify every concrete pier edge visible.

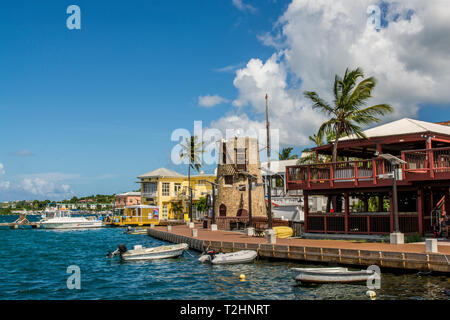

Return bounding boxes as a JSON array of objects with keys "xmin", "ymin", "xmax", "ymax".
[{"xmin": 147, "ymin": 227, "xmax": 450, "ymax": 273}]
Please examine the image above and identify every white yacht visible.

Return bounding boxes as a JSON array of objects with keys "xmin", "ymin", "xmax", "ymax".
[{"xmin": 40, "ymin": 207, "xmax": 103, "ymax": 229}]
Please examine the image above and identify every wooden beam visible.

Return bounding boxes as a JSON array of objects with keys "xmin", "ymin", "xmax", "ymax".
[
  {"xmin": 344, "ymin": 192, "xmax": 349, "ymax": 234},
  {"xmin": 417, "ymin": 188, "xmax": 424, "ymax": 235},
  {"xmin": 304, "ymin": 193, "xmax": 309, "ymax": 233}
]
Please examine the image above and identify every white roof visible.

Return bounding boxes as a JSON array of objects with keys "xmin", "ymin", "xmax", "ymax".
[
  {"xmin": 339, "ymin": 118, "xmax": 450, "ymax": 141},
  {"xmin": 125, "ymin": 205, "xmax": 158, "ymax": 209},
  {"xmin": 138, "ymin": 167, "xmax": 215, "ymax": 179},
  {"xmin": 138, "ymin": 168, "xmax": 184, "ymax": 178},
  {"xmin": 117, "ymin": 191, "xmax": 141, "ymax": 197},
  {"xmin": 260, "ymin": 160, "xmax": 299, "ymax": 175}
]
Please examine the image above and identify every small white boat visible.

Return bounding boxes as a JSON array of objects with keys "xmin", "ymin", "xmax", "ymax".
[
  {"xmin": 40, "ymin": 207, "xmax": 103, "ymax": 229},
  {"xmin": 291, "ymin": 267, "xmax": 375, "ymax": 283},
  {"xmin": 124, "ymin": 226, "xmax": 147, "ymax": 235},
  {"xmin": 107, "ymin": 243, "xmax": 189, "ymax": 261},
  {"xmin": 198, "ymin": 249, "xmax": 257, "ymax": 265}
]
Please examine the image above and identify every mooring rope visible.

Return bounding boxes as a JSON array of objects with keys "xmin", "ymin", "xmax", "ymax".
[{"xmin": 443, "ymin": 254, "xmax": 450, "ymax": 265}]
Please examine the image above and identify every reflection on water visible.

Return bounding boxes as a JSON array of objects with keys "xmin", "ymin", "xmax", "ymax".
[{"xmin": 0, "ymin": 215, "xmax": 449, "ymax": 300}]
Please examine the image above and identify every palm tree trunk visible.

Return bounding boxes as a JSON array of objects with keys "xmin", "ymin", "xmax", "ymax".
[
  {"xmin": 188, "ymin": 161, "xmax": 192, "ymax": 221},
  {"xmin": 330, "ymin": 133, "xmax": 340, "ymax": 213}
]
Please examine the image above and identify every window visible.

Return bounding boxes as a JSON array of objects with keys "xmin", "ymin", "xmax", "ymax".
[
  {"xmin": 219, "ymin": 204, "xmax": 227, "ymax": 217},
  {"xmin": 224, "ymin": 175, "xmax": 233, "ymax": 185},
  {"xmin": 162, "ymin": 205, "xmax": 168, "ymax": 220},
  {"xmin": 162, "ymin": 183, "xmax": 170, "ymax": 196},
  {"xmin": 236, "ymin": 148, "xmax": 246, "ymax": 171},
  {"xmin": 174, "ymin": 183, "xmax": 181, "ymax": 195},
  {"xmin": 143, "ymin": 182, "xmax": 157, "ymax": 195}
]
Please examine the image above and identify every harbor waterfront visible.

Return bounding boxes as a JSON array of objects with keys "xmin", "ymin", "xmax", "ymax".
[
  {"xmin": 0, "ymin": 215, "xmax": 449, "ymax": 300},
  {"xmin": 147, "ymin": 224, "xmax": 450, "ymax": 273}
]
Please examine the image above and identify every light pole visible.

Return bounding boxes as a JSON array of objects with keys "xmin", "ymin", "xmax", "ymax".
[
  {"xmin": 378, "ymin": 153, "xmax": 406, "ymax": 244},
  {"xmin": 241, "ymin": 171, "xmax": 258, "ymax": 235},
  {"xmin": 200, "ymin": 180, "xmax": 219, "ymax": 227}
]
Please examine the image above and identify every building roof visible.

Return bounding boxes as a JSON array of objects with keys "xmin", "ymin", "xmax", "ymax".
[
  {"xmin": 138, "ymin": 168, "xmax": 184, "ymax": 179},
  {"xmin": 261, "ymin": 159, "xmax": 299, "ymax": 175},
  {"xmin": 117, "ymin": 191, "xmax": 141, "ymax": 197},
  {"xmin": 339, "ymin": 118, "xmax": 450, "ymax": 142}
]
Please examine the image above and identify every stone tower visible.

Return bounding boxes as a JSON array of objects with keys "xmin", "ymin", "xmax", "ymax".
[{"xmin": 215, "ymin": 137, "xmax": 267, "ymax": 222}]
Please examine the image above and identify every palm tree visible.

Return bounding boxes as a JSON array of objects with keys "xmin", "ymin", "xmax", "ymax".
[
  {"xmin": 304, "ymin": 67, "xmax": 393, "ymax": 163},
  {"xmin": 278, "ymin": 147, "xmax": 299, "ymax": 160},
  {"xmin": 170, "ymin": 202, "xmax": 184, "ymax": 220},
  {"xmin": 179, "ymin": 135, "xmax": 204, "ymax": 221}
]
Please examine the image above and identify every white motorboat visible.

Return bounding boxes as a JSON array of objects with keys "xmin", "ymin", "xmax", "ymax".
[
  {"xmin": 291, "ymin": 267, "xmax": 375, "ymax": 283},
  {"xmin": 107, "ymin": 243, "xmax": 189, "ymax": 261},
  {"xmin": 198, "ymin": 249, "xmax": 258, "ymax": 264},
  {"xmin": 40, "ymin": 207, "xmax": 103, "ymax": 229}
]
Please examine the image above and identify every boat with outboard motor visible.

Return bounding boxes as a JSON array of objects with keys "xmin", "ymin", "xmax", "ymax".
[
  {"xmin": 291, "ymin": 267, "xmax": 376, "ymax": 283},
  {"xmin": 198, "ymin": 249, "xmax": 258, "ymax": 264},
  {"xmin": 107, "ymin": 243, "xmax": 189, "ymax": 261},
  {"xmin": 40, "ymin": 207, "xmax": 103, "ymax": 229}
]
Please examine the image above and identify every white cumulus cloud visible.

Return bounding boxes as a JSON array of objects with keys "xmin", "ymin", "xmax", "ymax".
[
  {"xmin": 232, "ymin": 0, "xmax": 257, "ymax": 13},
  {"xmin": 210, "ymin": 0, "xmax": 450, "ymax": 148},
  {"xmin": 198, "ymin": 95, "xmax": 230, "ymax": 108}
]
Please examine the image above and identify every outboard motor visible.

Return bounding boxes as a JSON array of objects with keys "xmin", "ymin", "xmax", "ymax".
[
  {"xmin": 106, "ymin": 244, "xmax": 128, "ymax": 258},
  {"xmin": 118, "ymin": 244, "xmax": 127, "ymax": 254},
  {"xmin": 198, "ymin": 249, "xmax": 216, "ymax": 263}
]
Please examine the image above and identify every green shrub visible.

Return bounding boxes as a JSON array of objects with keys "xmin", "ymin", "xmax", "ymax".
[{"xmin": 406, "ymin": 233, "xmax": 423, "ymax": 243}]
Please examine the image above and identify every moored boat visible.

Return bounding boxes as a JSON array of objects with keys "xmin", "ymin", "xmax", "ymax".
[
  {"xmin": 124, "ymin": 226, "xmax": 148, "ymax": 235},
  {"xmin": 107, "ymin": 243, "xmax": 189, "ymax": 261},
  {"xmin": 40, "ymin": 207, "xmax": 103, "ymax": 229},
  {"xmin": 291, "ymin": 267, "xmax": 375, "ymax": 283},
  {"xmin": 198, "ymin": 249, "xmax": 258, "ymax": 265}
]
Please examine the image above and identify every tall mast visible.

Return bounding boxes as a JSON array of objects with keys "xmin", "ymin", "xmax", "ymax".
[{"xmin": 265, "ymin": 93, "xmax": 272, "ymax": 229}]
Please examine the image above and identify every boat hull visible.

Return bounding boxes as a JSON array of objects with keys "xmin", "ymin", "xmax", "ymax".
[
  {"xmin": 207, "ymin": 250, "xmax": 258, "ymax": 265},
  {"xmin": 292, "ymin": 268, "xmax": 374, "ymax": 283},
  {"xmin": 41, "ymin": 221, "xmax": 103, "ymax": 229},
  {"xmin": 121, "ymin": 243, "xmax": 188, "ymax": 261}
]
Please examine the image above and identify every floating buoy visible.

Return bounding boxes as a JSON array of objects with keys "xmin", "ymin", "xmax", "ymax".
[
  {"xmin": 366, "ymin": 290, "xmax": 376, "ymax": 299},
  {"xmin": 239, "ymin": 274, "xmax": 246, "ymax": 281}
]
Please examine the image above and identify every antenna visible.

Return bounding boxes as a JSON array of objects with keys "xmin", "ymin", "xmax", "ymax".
[{"xmin": 265, "ymin": 93, "xmax": 272, "ymax": 229}]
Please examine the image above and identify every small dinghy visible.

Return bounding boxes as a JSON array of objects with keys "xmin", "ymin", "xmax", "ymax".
[
  {"xmin": 107, "ymin": 243, "xmax": 189, "ymax": 261},
  {"xmin": 198, "ymin": 249, "xmax": 257, "ymax": 265},
  {"xmin": 291, "ymin": 267, "xmax": 375, "ymax": 284},
  {"xmin": 123, "ymin": 226, "xmax": 147, "ymax": 235}
]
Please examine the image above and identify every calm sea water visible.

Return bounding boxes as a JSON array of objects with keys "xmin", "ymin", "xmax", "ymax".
[{"xmin": 0, "ymin": 215, "xmax": 449, "ymax": 300}]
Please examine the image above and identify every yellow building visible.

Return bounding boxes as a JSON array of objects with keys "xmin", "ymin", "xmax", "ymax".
[{"xmin": 138, "ymin": 168, "xmax": 216, "ymax": 221}]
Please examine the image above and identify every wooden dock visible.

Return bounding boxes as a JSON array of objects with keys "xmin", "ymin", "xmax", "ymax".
[
  {"xmin": 147, "ymin": 224, "xmax": 450, "ymax": 273},
  {"xmin": 0, "ymin": 222, "xmax": 41, "ymax": 229},
  {"xmin": 0, "ymin": 214, "xmax": 41, "ymax": 229}
]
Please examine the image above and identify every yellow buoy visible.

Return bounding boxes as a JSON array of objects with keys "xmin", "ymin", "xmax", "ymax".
[
  {"xmin": 239, "ymin": 274, "xmax": 246, "ymax": 281},
  {"xmin": 366, "ymin": 290, "xmax": 376, "ymax": 299}
]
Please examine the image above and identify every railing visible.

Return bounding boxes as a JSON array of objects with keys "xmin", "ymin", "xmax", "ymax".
[
  {"xmin": 403, "ymin": 147, "xmax": 450, "ymax": 176},
  {"xmin": 287, "ymin": 158, "xmax": 389, "ymax": 188},
  {"xmin": 307, "ymin": 213, "xmax": 418, "ymax": 234},
  {"xmin": 142, "ymin": 192, "xmax": 157, "ymax": 198},
  {"xmin": 287, "ymin": 147, "xmax": 450, "ymax": 189}
]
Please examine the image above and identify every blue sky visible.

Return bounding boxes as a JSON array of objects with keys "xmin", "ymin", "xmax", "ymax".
[
  {"xmin": 1, "ymin": 0, "xmax": 449, "ymax": 201},
  {"xmin": 0, "ymin": 0, "xmax": 291, "ymax": 200}
]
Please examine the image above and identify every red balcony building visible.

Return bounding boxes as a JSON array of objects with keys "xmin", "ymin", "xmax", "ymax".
[{"xmin": 286, "ymin": 118, "xmax": 450, "ymax": 237}]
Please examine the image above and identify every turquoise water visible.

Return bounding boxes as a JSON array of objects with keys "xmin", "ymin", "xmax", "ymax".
[{"xmin": 0, "ymin": 215, "xmax": 449, "ymax": 300}]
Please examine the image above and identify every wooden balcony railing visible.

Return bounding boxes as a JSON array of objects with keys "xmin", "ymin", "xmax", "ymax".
[
  {"xmin": 306, "ymin": 213, "xmax": 418, "ymax": 234},
  {"xmin": 287, "ymin": 147, "xmax": 450, "ymax": 189}
]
